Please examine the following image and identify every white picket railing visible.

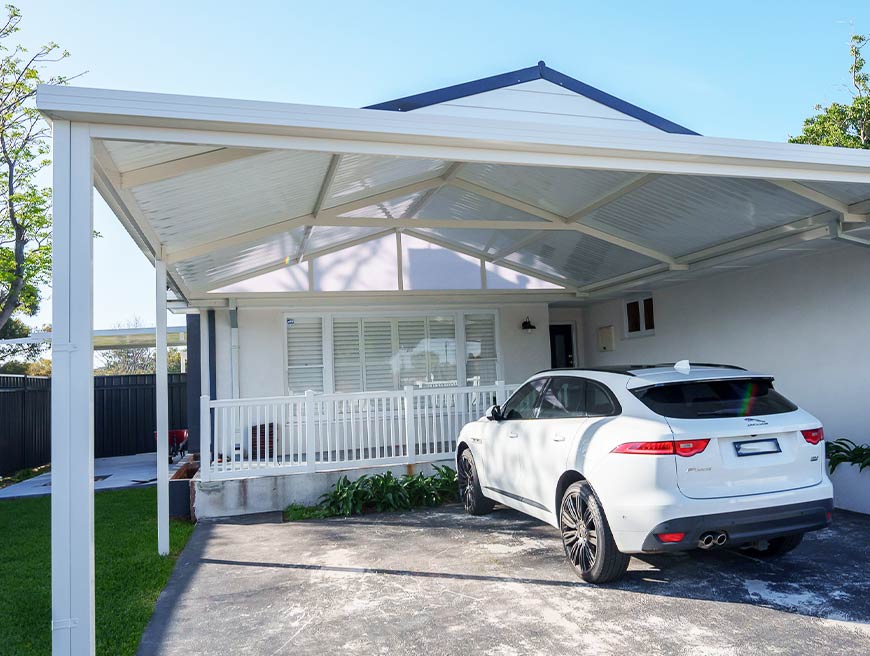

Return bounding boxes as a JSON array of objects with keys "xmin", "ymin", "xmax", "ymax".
[{"xmin": 200, "ymin": 382, "xmax": 517, "ymax": 481}]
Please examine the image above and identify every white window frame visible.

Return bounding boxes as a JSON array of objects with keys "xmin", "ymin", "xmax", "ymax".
[
  {"xmin": 283, "ymin": 308, "xmax": 503, "ymax": 394},
  {"xmin": 623, "ymin": 295, "xmax": 655, "ymax": 338}
]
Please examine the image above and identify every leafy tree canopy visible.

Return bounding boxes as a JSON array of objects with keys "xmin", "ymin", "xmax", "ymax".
[{"xmin": 790, "ymin": 34, "xmax": 870, "ymax": 148}]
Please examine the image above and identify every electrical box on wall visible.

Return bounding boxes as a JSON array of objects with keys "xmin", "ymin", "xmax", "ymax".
[{"xmin": 597, "ymin": 325, "xmax": 615, "ymax": 352}]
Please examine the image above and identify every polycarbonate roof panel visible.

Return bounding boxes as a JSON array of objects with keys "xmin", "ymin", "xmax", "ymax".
[
  {"xmin": 102, "ymin": 140, "xmax": 220, "ymax": 172},
  {"xmin": 416, "ymin": 186, "xmax": 548, "ymax": 222},
  {"xmin": 324, "ymin": 154, "xmax": 447, "ymax": 209},
  {"xmin": 457, "ymin": 163, "xmax": 640, "ymax": 216},
  {"xmin": 581, "ymin": 176, "xmax": 827, "ymax": 258},
  {"xmin": 339, "ymin": 191, "xmax": 425, "ymax": 219},
  {"xmin": 801, "ymin": 180, "xmax": 870, "ymax": 205},
  {"xmin": 132, "ymin": 149, "xmax": 332, "ymax": 251},
  {"xmin": 505, "ymin": 232, "xmax": 659, "ymax": 285},
  {"xmin": 175, "ymin": 226, "xmax": 305, "ymax": 292},
  {"xmin": 413, "ymin": 227, "xmax": 502, "ymax": 253},
  {"xmin": 304, "ymin": 225, "xmax": 385, "ymax": 254}
]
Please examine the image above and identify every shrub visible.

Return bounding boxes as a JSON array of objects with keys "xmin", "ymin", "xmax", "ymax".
[
  {"xmin": 285, "ymin": 466, "xmax": 460, "ymax": 520},
  {"xmin": 826, "ymin": 438, "xmax": 870, "ymax": 473}
]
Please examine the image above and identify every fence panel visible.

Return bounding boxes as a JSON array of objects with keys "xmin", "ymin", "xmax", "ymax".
[
  {"xmin": 0, "ymin": 373, "xmax": 188, "ymax": 475},
  {"xmin": 0, "ymin": 375, "xmax": 51, "ymax": 476}
]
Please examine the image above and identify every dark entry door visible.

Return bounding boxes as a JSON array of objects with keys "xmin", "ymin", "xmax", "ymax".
[{"xmin": 549, "ymin": 324, "xmax": 575, "ymax": 368}]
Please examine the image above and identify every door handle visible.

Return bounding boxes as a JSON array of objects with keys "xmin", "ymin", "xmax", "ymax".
[
  {"xmin": 553, "ymin": 434, "xmax": 566, "ymax": 442},
  {"xmin": 508, "ymin": 432, "xmax": 518, "ymax": 439}
]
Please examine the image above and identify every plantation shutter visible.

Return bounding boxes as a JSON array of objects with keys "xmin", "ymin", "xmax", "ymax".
[
  {"xmin": 428, "ymin": 316, "xmax": 458, "ymax": 385},
  {"xmin": 362, "ymin": 320, "xmax": 395, "ymax": 391},
  {"xmin": 397, "ymin": 319, "xmax": 427, "ymax": 387},
  {"xmin": 464, "ymin": 313, "xmax": 498, "ymax": 385},
  {"xmin": 333, "ymin": 319, "xmax": 362, "ymax": 392},
  {"xmin": 286, "ymin": 316, "xmax": 324, "ymax": 393}
]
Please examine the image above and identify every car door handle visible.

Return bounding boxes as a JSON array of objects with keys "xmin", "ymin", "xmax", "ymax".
[
  {"xmin": 508, "ymin": 432, "xmax": 519, "ymax": 438},
  {"xmin": 553, "ymin": 434, "xmax": 567, "ymax": 442}
]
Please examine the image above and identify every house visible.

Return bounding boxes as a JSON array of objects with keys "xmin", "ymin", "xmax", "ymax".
[{"xmin": 39, "ymin": 62, "xmax": 870, "ymax": 654}]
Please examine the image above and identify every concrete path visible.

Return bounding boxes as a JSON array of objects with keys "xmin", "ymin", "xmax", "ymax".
[
  {"xmin": 139, "ymin": 506, "xmax": 870, "ymax": 655},
  {"xmin": 0, "ymin": 452, "xmax": 183, "ymax": 499}
]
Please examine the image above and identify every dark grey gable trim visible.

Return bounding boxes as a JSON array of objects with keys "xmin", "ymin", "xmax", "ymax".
[{"xmin": 364, "ymin": 60, "xmax": 699, "ymax": 136}]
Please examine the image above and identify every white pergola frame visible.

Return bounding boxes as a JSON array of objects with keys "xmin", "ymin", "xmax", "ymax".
[{"xmin": 41, "ymin": 85, "xmax": 870, "ymax": 655}]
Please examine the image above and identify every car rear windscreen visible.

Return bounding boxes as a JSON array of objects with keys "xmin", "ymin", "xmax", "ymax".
[{"xmin": 631, "ymin": 378, "xmax": 798, "ymax": 419}]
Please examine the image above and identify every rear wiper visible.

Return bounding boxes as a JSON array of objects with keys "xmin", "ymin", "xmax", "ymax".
[{"xmin": 694, "ymin": 409, "xmax": 738, "ymax": 417}]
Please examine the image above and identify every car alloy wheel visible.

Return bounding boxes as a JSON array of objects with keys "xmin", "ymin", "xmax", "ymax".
[
  {"xmin": 459, "ymin": 452, "xmax": 477, "ymax": 512},
  {"xmin": 561, "ymin": 487, "xmax": 598, "ymax": 573}
]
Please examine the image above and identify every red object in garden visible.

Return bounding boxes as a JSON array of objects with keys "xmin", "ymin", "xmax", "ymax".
[{"xmin": 154, "ymin": 429, "xmax": 189, "ymax": 462}]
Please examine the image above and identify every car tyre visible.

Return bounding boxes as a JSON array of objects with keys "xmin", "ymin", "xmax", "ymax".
[
  {"xmin": 745, "ymin": 532, "xmax": 804, "ymax": 558},
  {"xmin": 560, "ymin": 481, "xmax": 630, "ymax": 584},
  {"xmin": 458, "ymin": 449, "xmax": 495, "ymax": 515}
]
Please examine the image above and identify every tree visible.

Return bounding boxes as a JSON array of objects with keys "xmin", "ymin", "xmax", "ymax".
[
  {"xmin": 0, "ymin": 5, "xmax": 74, "ymax": 333},
  {"xmin": 790, "ymin": 34, "xmax": 870, "ymax": 148},
  {"xmin": 0, "ymin": 315, "xmax": 46, "ymax": 371}
]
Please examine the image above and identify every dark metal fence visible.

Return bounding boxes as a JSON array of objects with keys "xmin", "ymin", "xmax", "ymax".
[
  {"xmin": 0, "ymin": 373, "xmax": 187, "ymax": 475},
  {"xmin": 0, "ymin": 375, "xmax": 51, "ymax": 476}
]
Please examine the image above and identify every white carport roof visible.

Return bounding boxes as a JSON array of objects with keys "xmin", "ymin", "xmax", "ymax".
[{"xmin": 37, "ymin": 85, "xmax": 870, "ymax": 309}]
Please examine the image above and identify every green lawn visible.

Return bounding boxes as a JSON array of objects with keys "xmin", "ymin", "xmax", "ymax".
[{"xmin": 0, "ymin": 486, "xmax": 195, "ymax": 655}]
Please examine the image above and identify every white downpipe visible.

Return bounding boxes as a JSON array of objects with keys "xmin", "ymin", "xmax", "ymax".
[
  {"xmin": 51, "ymin": 121, "xmax": 96, "ymax": 656},
  {"xmin": 155, "ymin": 258, "xmax": 169, "ymax": 556}
]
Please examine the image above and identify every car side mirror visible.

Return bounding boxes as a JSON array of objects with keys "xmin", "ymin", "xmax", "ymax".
[{"xmin": 485, "ymin": 404, "xmax": 502, "ymax": 421}]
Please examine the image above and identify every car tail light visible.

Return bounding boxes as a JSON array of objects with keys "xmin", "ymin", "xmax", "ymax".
[
  {"xmin": 674, "ymin": 439, "xmax": 710, "ymax": 457},
  {"xmin": 612, "ymin": 441, "xmax": 675, "ymax": 455},
  {"xmin": 612, "ymin": 439, "xmax": 709, "ymax": 457},
  {"xmin": 655, "ymin": 532, "xmax": 686, "ymax": 543},
  {"xmin": 801, "ymin": 427, "xmax": 824, "ymax": 445}
]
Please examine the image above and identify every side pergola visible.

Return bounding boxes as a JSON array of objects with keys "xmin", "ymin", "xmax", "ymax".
[{"xmin": 38, "ymin": 84, "xmax": 870, "ymax": 655}]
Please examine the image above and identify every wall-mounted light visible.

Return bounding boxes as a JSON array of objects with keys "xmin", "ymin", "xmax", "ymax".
[{"xmin": 521, "ymin": 316, "xmax": 537, "ymax": 333}]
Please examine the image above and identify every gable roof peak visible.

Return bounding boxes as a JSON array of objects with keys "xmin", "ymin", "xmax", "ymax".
[{"xmin": 365, "ymin": 61, "xmax": 698, "ymax": 136}]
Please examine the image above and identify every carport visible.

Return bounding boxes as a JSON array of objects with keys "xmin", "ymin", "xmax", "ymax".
[{"xmin": 37, "ymin": 80, "xmax": 870, "ymax": 654}]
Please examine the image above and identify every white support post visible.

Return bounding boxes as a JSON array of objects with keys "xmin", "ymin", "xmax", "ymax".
[
  {"xmin": 305, "ymin": 390, "xmax": 316, "ymax": 471},
  {"xmin": 199, "ymin": 310, "xmax": 210, "ymax": 460},
  {"xmin": 404, "ymin": 385, "xmax": 417, "ymax": 464},
  {"xmin": 51, "ymin": 121, "xmax": 95, "ymax": 656},
  {"xmin": 200, "ymin": 395, "xmax": 211, "ymax": 482},
  {"xmin": 155, "ymin": 258, "xmax": 169, "ymax": 556},
  {"xmin": 496, "ymin": 380, "xmax": 507, "ymax": 405}
]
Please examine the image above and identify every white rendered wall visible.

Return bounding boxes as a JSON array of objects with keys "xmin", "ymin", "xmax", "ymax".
[
  {"xmin": 581, "ymin": 245, "xmax": 870, "ymax": 442},
  {"xmin": 230, "ymin": 302, "xmax": 553, "ymax": 399}
]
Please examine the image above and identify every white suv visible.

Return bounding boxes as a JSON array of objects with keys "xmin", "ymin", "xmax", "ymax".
[{"xmin": 455, "ymin": 363, "xmax": 833, "ymax": 583}]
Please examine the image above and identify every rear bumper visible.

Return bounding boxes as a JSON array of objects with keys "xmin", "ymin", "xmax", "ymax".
[{"xmin": 639, "ymin": 498, "xmax": 833, "ymax": 552}]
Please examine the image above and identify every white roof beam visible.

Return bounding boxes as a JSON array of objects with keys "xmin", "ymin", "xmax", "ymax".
[
  {"xmin": 298, "ymin": 154, "xmax": 342, "ymax": 262},
  {"xmin": 402, "ymin": 161, "xmax": 463, "ymax": 219},
  {"xmin": 447, "ymin": 177, "xmax": 675, "ymax": 264},
  {"xmin": 490, "ymin": 173, "xmax": 660, "ymax": 262},
  {"xmin": 766, "ymin": 180, "xmax": 850, "ymax": 214},
  {"xmin": 120, "ymin": 147, "xmax": 264, "ymax": 188},
  {"xmin": 165, "ymin": 174, "xmax": 444, "ymax": 264},
  {"xmin": 582, "ymin": 213, "xmax": 835, "ymax": 296},
  {"xmin": 204, "ymin": 228, "xmax": 395, "ymax": 292},
  {"xmin": 402, "ymin": 228, "xmax": 578, "ymax": 291}
]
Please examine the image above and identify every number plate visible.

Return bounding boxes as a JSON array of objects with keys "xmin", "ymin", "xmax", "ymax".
[{"xmin": 733, "ymin": 438, "xmax": 781, "ymax": 457}]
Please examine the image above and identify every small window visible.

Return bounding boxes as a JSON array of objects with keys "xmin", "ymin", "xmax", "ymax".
[
  {"xmin": 501, "ymin": 379, "xmax": 546, "ymax": 420},
  {"xmin": 586, "ymin": 381, "xmax": 618, "ymax": 416},
  {"xmin": 625, "ymin": 296, "xmax": 654, "ymax": 336},
  {"xmin": 538, "ymin": 377, "xmax": 587, "ymax": 419}
]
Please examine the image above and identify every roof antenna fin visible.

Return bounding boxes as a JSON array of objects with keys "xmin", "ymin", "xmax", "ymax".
[{"xmin": 674, "ymin": 360, "xmax": 691, "ymax": 374}]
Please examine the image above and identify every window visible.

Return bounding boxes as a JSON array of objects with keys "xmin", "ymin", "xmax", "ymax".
[
  {"xmin": 538, "ymin": 377, "xmax": 586, "ymax": 419},
  {"xmin": 625, "ymin": 296, "xmax": 654, "ymax": 336},
  {"xmin": 285, "ymin": 317, "xmax": 325, "ymax": 394},
  {"xmin": 586, "ymin": 381, "xmax": 618, "ymax": 416},
  {"xmin": 632, "ymin": 378, "xmax": 798, "ymax": 419},
  {"xmin": 465, "ymin": 313, "xmax": 498, "ymax": 385},
  {"xmin": 501, "ymin": 379, "xmax": 546, "ymax": 420},
  {"xmin": 287, "ymin": 311, "xmax": 498, "ymax": 394}
]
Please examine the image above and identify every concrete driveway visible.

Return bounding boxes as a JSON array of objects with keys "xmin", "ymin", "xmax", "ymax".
[{"xmin": 139, "ymin": 506, "xmax": 870, "ymax": 655}]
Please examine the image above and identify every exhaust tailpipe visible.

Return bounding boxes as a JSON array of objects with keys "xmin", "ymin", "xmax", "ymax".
[
  {"xmin": 715, "ymin": 532, "xmax": 728, "ymax": 547},
  {"xmin": 698, "ymin": 532, "xmax": 716, "ymax": 549}
]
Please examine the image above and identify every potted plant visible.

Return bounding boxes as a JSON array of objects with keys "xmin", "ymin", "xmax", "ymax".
[{"xmin": 826, "ymin": 438, "xmax": 870, "ymax": 515}]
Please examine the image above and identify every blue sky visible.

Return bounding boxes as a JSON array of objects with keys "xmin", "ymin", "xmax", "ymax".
[{"xmin": 15, "ymin": 0, "xmax": 870, "ymax": 328}]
